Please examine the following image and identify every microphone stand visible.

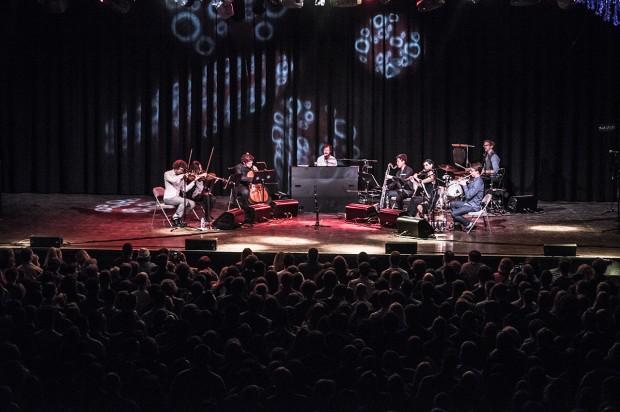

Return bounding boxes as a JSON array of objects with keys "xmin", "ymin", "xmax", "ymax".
[
  {"xmin": 603, "ymin": 151, "xmax": 620, "ymax": 232},
  {"xmin": 306, "ymin": 184, "xmax": 330, "ymax": 229},
  {"xmin": 176, "ymin": 148, "xmax": 193, "ymax": 231}
]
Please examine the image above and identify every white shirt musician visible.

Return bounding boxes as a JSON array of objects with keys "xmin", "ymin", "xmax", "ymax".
[
  {"xmin": 316, "ymin": 144, "xmax": 337, "ymax": 167},
  {"xmin": 163, "ymin": 159, "xmax": 196, "ymax": 227}
]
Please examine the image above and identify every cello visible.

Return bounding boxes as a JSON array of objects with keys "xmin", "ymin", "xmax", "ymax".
[{"xmin": 246, "ymin": 167, "xmax": 270, "ymax": 204}]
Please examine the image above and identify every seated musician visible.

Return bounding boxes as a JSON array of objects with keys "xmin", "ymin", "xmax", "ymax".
[
  {"xmin": 315, "ymin": 143, "xmax": 337, "ymax": 167},
  {"xmin": 187, "ymin": 160, "xmax": 217, "ymax": 220},
  {"xmin": 233, "ymin": 152, "xmax": 258, "ymax": 210},
  {"xmin": 163, "ymin": 160, "xmax": 196, "ymax": 228},
  {"xmin": 482, "ymin": 139, "xmax": 501, "ymax": 176},
  {"xmin": 450, "ymin": 163, "xmax": 484, "ymax": 231},
  {"xmin": 386, "ymin": 154, "xmax": 414, "ymax": 210},
  {"xmin": 407, "ymin": 159, "xmax": 436, "ymax": 218}
]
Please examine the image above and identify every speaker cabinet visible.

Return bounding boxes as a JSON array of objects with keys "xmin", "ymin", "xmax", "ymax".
[
  {"xmin": 378, "ymin": 208, "xmax": 406, "ymax": 227},
  {"xmin": 385, "ymin": 241, "xmax": 418, "ymax": 254},
  {"xmin": 30, "ymin": 236, "xmax": 63, "ymax": 248},
  {"xmin": 395, "ymin": 216, "xmax": 434, "ymax": 238},
  {"xmin": 213, "ymin": 208, "xmax": 245, "ymax": 230},
  {"xmin": 345, "ymin": 203, "xmax": 377, "ymax": 221},
  {"xmin": 544, "ymin": 244, "xmax": 577, "ymax": 256},
  {"xmin": 272, "ymin": 199, "xmax": 299, "ymax": 217},
  {"xmin": 247, "ymin": 204, "xmax": 272, "ymax": 223},
  {"xmin": 507, "ymin": 195, "xmax": 538, "ymax": 213},
  {"xmin": 185, "ymin": 238, "xmax": 218, "ymax": 251}
]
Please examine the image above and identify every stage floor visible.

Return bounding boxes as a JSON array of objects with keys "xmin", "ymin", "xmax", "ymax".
[{"xmin": 1, "ymin": 194, "xmax": 619, "ymax": 258}]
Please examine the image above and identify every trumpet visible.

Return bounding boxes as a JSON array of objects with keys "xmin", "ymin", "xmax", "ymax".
[{"xmin": 455, "ymin": 173, "xmax": 472, "ymax": 184}]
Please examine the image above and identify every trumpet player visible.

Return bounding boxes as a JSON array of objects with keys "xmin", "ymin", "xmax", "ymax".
[{"xmin": 450, "ymin": 163, "xmax": 484, "ymax": 232}]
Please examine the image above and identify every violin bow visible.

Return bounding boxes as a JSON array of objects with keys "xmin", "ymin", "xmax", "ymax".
[{"xmin": 205, "ymin": 146, "xmax": 215, "ymax": 173}]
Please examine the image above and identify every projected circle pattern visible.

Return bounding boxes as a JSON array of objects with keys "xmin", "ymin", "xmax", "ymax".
[
  {"xmin": 354, "ymin": 13, "xmax": 421, "ymax": 79},
  {"xmin": 165, "ymin": 0, "xmax": 287, "ymax": 56}
]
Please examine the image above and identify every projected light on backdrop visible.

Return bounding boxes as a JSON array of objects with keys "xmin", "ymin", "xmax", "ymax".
[
  {"xmin": 102, "ymin": 52, "xmax": 273, "ymax": 155},
  {"xmin": 271, "ymin": 98, "xmax": 360, "ymax": 176},
  {"xmin": 165, "ymin": 0, "xmax": 287, "ymax": 56},
  {"xmin": 354, "ymin": 13, "xmax": 421, "ymax": 79}
]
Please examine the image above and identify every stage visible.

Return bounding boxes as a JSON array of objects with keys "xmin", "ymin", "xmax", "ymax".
[{"xmin": 0, "ymin": 193, "xmax": 619, "ymax": 260}]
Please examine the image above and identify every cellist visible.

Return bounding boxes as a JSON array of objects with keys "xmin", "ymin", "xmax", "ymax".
[{"xmin": 233, "ymin": 152, "xmax": 258, "ymax": 210}]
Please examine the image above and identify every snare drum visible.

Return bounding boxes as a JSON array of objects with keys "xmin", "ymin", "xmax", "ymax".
[{"xmin": 446, "ymin": 182, "xmax": 463, "ymax": 199}]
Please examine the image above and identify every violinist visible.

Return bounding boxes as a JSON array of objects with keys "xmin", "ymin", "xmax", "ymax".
[
  {"xmin": 386, "ymin": 153, "xmax": 414, "ymax": 210},
  {"xmin": 163, "ymin": 159, "xmax": 196, "ymax": 228},
  {"xmin": 407, "ymin": 159, "xmax": 436, "ymax": 218},
  {"xmin": 187, "ymin": 160, "xmax": 217, "ymax": 220},
  {"xmin": 233, "ymin": 152, "xmax": 258, "ymax": 210}
]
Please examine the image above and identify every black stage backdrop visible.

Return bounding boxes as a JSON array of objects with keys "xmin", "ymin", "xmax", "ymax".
[{"xmin": 1, "ymin": 0, "xmax": 619, "ymax": 200}]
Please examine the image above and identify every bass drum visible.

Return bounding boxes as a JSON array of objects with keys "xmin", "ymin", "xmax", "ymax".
[{"xmin": 446, "ymin": 182, "xmax": 463, "ymax": 199}]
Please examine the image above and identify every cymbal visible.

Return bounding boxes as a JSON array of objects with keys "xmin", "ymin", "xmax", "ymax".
[
  {"xmin": 451, "ymin": 143, "xmax": 475, "ymax": 148},
  {"xmin": 438, "ymin": 164, "xmax": 461, "ymax": 173}
]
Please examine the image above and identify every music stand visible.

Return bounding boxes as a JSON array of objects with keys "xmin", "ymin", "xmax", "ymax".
[
  {"xmin": 451, "ymin": 144, "xmax": 475, "ymax": 167},
  {"xmin": 226, "ymin": 172, "xmax": 242, "ymax": 210},
  {"xmin": 251, "ymin": 169, "xmax": 277, "ymax": 184}
]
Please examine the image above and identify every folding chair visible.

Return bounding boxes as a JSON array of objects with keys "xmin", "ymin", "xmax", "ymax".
[
  {"xmin": 466, "ymin": 193, "xmax": 493, "ymax": 233},
  {"xmin": 151, "ymin": 187, "xmax": 200, "ymax": 228}
]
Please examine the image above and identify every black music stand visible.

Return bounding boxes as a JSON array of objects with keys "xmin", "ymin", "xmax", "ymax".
[
  {"xmin": 452, "ymin": 144, "xmax": 475, "ymax": 168},
  {"xmin": 226, "ymin": 172, "xmax": 242, "ymax": 210}
]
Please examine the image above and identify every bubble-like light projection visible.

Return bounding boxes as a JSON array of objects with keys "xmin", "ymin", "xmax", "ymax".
[
  {"xmin": 271, "ymin": 97, "xmax": 361, "ymax": 185},
  {"xmin": 354, "ymin": 13, "xmax": 422, "ymax": 79},
  {"xmin": 93, "ymin": 198, "xmax": 156, "ymax": 213},
  {"xmin": 165, "ymin": 0, "xmax": 287, "ymax": 57}
]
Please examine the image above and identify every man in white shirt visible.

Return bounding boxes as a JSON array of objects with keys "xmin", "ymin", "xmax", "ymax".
[
  {"xmin": 315, "ymin": 144, "xmax": 337, "ymax": 167},
  {"xmin": 163, "ymin": 160, "xmax": 196, "ymax": 227}
]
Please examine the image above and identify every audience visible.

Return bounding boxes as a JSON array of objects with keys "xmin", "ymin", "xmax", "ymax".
[{"xmin": 0, "ymin": 243, "xmax": 618, "ymax": 412}]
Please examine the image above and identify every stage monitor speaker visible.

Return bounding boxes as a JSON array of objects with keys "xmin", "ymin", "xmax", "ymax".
[
  {"xmin": 378, "ymin": 208, "xmax": 406, "ymax": 227},
  {"xmin": 345, "ymin": 203, "xmax": 377, "ymax": 220},
  {"xmin": 385, "ymin": 241, "xmax": 418, "ymax": 255},
  {"xmin": 30, "ymin": 235, "xmax": 63, "ymax": 248},
  {"xmin": 507, "ymin": 195, "xmax": 538, "ymax": 213},
  {"xmin": 247, "ymin": 204, "xmax": 272, "ymax": 223},
  {"xmin": 185, "ymin": 238, "xmax": 218, "ymax": 251},
  {"xmin": 272, "ymin": 199, "xmax": 299, "ymax": 217},
  {"xmin": 213, "ymin": 208, "xmax": 245, "ymax": 230},
  {"xmin": 544, "ymin": 244, "xmax": 577, "ymax": 256},
  {"xmin": 395, "ymin": 216, "xmax": 434, "ymax": 238}
]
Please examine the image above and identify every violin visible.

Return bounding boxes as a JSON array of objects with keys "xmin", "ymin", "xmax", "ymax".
[{"xmin": 185, "ymin": 170, "xmax": 227, "ymax": 184}]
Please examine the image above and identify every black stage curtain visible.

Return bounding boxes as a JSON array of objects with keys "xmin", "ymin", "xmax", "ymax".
[{"xmin": 1, "ymin": 0, "xmax": 619, "ymax": 200}]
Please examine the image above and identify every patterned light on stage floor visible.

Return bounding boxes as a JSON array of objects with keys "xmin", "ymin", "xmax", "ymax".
[
  {"xmin": 246, "ymin": 236, "xmax": 318, "ymax": 246},
  {"xmin": 319, "ymin": 243, "xmax": 385, "ymax": 255},
  {"xmin": 529, "ymin": 225, "xmax": 583, "ymax": 232}
]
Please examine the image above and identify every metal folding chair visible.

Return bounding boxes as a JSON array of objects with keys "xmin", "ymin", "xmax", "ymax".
[
  {"xmin": 466, "ymin": 193, "xmax": 493, "ymax": 233},
  {"xmin": 151, "ymin": 187, "xmax": 200, "ymax": 228}
]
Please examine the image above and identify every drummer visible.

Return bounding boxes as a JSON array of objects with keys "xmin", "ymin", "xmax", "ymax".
[
  {"xmin": 407, "ymin": 159, "xmax": 436, "ymax": 218},
  {"xmin": 450, "ymin": 163, "xmax": 484, "ymax": 232}
]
